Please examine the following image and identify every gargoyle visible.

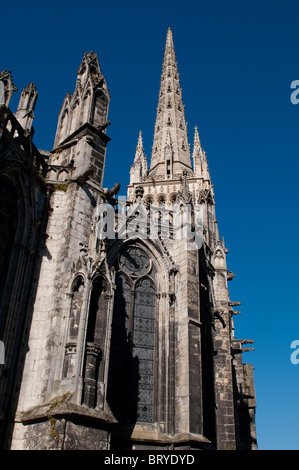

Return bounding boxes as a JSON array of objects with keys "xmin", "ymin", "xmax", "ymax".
[{"xmin": 99, "ymin": 182, "xmax": 121, "ymax": 206}]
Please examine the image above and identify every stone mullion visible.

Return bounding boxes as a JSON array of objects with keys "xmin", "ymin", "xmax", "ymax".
[{"xmin": 97, "ymin": 292, "xmax": 112, "ymax": 409}]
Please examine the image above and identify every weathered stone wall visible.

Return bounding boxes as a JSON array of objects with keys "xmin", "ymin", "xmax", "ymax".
[
  {"xmin": 0, "ymin": 105, "xmax": 48, "ymax": 448},
  {"xmin": 12, "ymin": 419, "xmax": 109, "ymax": 450}
]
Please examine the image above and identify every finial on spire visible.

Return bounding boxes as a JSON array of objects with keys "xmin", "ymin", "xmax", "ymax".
[
  {"xmin": 166, "ymin": 27, "xmax": 174, "ymax": 47},
  {"xmin": 193, "ymin": 126, "xmax": 204, "ymax": 155},
  {"xmin": 136, "ymin": 130, "xmax": 143, "ymax": 151}
]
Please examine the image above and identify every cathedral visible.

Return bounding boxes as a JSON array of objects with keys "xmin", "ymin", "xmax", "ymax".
[{"xmin": 0, "ymin": 29, "xmax": 257, "ymax": 450}]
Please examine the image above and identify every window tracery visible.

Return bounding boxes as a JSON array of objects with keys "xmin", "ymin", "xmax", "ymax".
[{"xmin": 107, "ymin": 246, "xmax": 156, "ymax": 424}]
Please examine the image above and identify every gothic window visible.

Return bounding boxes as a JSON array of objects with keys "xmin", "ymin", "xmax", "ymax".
[
  {"xmin": 69, "ymin": 276, "xmax": 84, "ymax": 342},
  {"xmin": 70, "ymin": 100, "xmax": 80, "ymax": 134},
  {"xmin": 60, "ymin": 110, "xmax": 69, "ymax": 139},
  {"xmin": 81, "ymin": 90, "xmax": 91, "ymax": 124},
  {"xmin": 170, "ymin": 192, "xmax": 177, "ymax": 204},
  {"xmin": 0, "ymin": 177, "xmax": 18, "ymax": 317},
  {"xmin": 158, "ymin": 194, "xmax": 166, "ymax": 205},
  {"xmin": 57, "ymin": 169, "xmax": 68, "ymax": 182},
  {"xmin": 107, "ymin": 247, "xmax": 156, "ymax": 425},
  {"xmin": 62, "ymin": 275, "xmax": 84, "ymax": 379},
  {"xmin": 82, "ymin": 276, "xmax": 109, "ymax": 408},
  {"xmin": 145, "ymin": 195, "xmax": 153, "ymax": 208},
  {"xmin": 167, "ymin": 159, "xmax": 171, "ymax": 175}
]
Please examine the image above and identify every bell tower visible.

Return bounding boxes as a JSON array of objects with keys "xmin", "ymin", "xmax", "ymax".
[{"xmin": 124, "ymin": 28, "xmax": 257, "ymax": 450}]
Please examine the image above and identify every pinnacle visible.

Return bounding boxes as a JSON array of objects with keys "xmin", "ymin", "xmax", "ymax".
[
  {"xmin": 166, "ymin": 27, "xmax": 174, "ymax": 49},
  {"xmin": 192, "ymin": 125, "xmax": 210, "ymax": 180},
  {"xmin": 134, "ymin": 130, "xmax": 145, "ymax": 163},
  {"xmin": 136, "ymin": 130, "xmax": 143, "ymax": 150},
  {"xmin": 193, "ymin": 126, "xmax": 203, "ymax": 153}
]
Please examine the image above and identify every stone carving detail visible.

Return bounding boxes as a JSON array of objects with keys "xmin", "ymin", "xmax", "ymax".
[{"xmin": 119, "ymin": 247, "xmax": 150, "ymax": 277}]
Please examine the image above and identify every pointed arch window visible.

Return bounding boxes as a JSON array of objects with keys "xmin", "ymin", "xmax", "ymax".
[
  {"xmin": 63, "ymin": 275, "xmax": 84, "ymax": 379},
  {"xmin": 107, "ymin": 246, "xmax": 157, "ymax": 425},
  {"xmin": 60, "ymin": 110, "xmax": 69, "ymax": 140},
  {"xmin": 0, "ymin": 176, "xmax": 18, "ymax": 322},
  {"xmin": 70, "ymin": 100, "xmax": 80, "ymax": 134},
  {"xmin": 82, "ymin": 276, "xmax": 110, "ymax": 408},
  {"xmin": 81, "ymin": 89, "xmax": 91, "ymax": 125}
]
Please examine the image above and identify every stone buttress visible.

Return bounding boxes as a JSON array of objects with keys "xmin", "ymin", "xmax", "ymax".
[{"xmin": 10, "ymin": 52, "xmax": 115, "ymax": 450}]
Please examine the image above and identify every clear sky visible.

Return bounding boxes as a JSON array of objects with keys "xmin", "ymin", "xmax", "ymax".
[{"xmin": 2, "ymin": 0, "xmax": 299, "ymax": 450}]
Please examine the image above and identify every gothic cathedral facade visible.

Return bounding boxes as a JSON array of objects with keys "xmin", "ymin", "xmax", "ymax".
[{"xmin": 0, "ymin": 29, "xmax": 257, "ymax": 450}]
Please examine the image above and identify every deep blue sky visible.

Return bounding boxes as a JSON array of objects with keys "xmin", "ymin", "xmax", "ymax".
[{"xmin": 3, "ymin": 0, "xmax": 299, "ymax": 450}]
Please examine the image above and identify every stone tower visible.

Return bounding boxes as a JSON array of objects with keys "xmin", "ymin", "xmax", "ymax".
[
  {"xmin": 9, "ymin": 52, "xmax": 114, "ymax": 450},
  {"xmin": 125, "ymin": 28, "xmax": 257, "ymax": 450},
  {"xmin": 2, "ymin": 30, "xmax": 257, "ymax": 451}
]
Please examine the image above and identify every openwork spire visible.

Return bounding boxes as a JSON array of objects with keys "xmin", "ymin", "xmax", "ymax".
[{"xmin": 149, "ymin": 28, "xmax": 192, "ymax": 177}]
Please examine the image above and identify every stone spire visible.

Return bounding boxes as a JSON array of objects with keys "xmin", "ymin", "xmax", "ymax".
[
  {"xmin": 149, "ymin": 28, "xmax": 192, "ymax": 178},
  {"xmin": 192, "ymin": 125, "xmax": 210, "ymax": 180},
  {"xmin": 130, "ymin": 130, "xmax": 148, "ymax": 184}
]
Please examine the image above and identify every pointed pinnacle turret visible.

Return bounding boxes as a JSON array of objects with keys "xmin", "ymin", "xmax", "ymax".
[
  {"xmin": 15, "ymin": 83, "xmax": 38, "ymax": 132},
  {"xmin": 193, "ymin": 126, "xmax": 203, "ymax": 154},
  {"xmin": 130, "ymin": 130, "xmax": 148, "ymax": 184},
  {"xmin": 192, "ymin": 126, "xmax": 210, "ymax": 180},
  {"xmin": 135, "ymin": 130, "xmax": 144, "ymax": 161},
  {"xmin": 149, "ymin": 28, "xmax": 192, "ymax": 178},
  {"xmin": 54, "ymin": 51, "xmax": 110, "ymax": 148}
]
